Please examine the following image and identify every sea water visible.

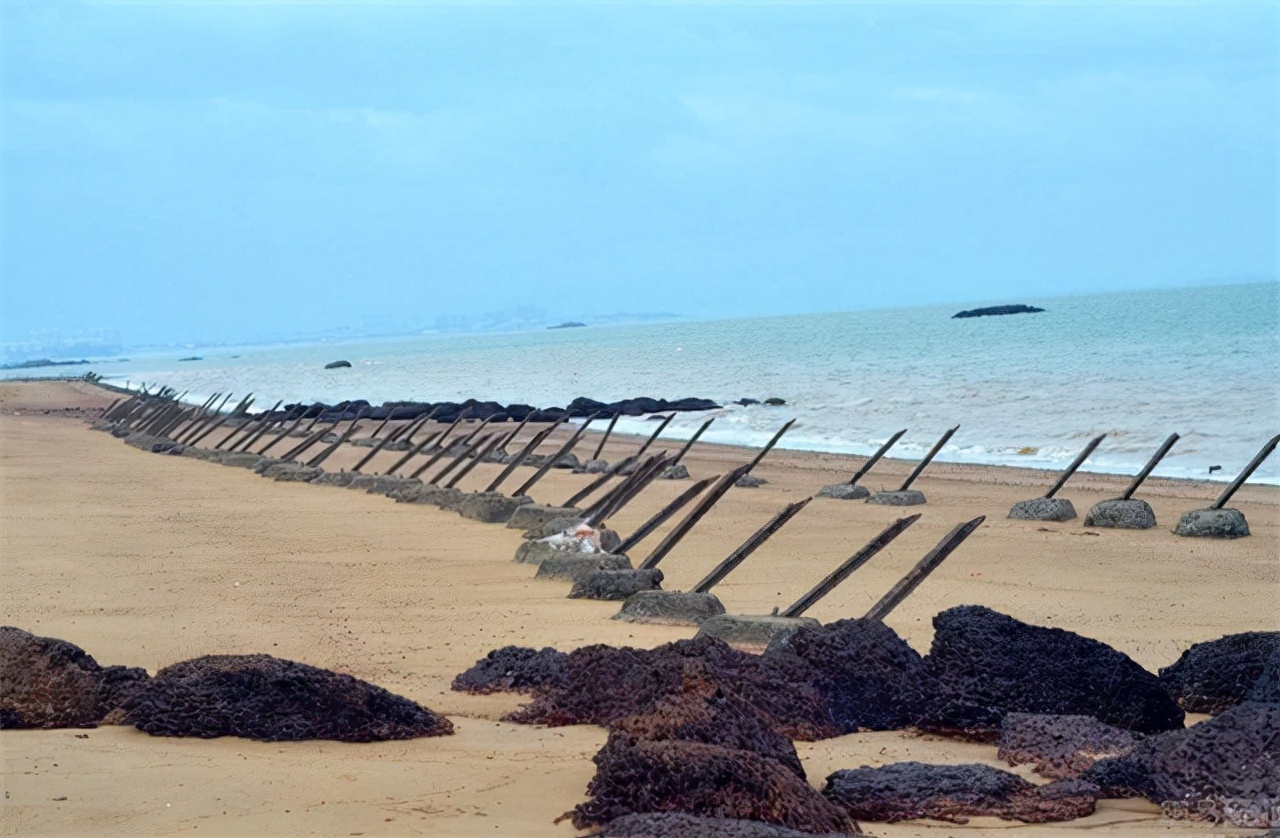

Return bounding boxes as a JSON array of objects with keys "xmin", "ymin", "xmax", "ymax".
[{"xmin": 13, "ymin": 282, "xmax": 1279, "ymax": 484}]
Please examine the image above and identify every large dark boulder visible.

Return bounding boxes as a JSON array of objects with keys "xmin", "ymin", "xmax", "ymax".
[
  {"xmin": 917, "ymin": 605, "xmax": 1183, "ymax": 737},
  {"xmin": 1159, "ymin": 631, "xmax": 1280, "ymax": 715},
  {"xmin": 0, "ymin": 626, "xmax": 148, "ymax": 729},
  {"xmin": 1082, "ymin": 701, "xmax": 1279, "ymax": 828},
  {"xmin": 119, "ymin": 654, "xmax": 453, "ymax": 742},
  {"xmin": 763, "ymin": 618, "xmax": 925, "ymax": 733},
  {"xmin": 324, "ymin": 360, "xmax": 352, "ymax": 369},
  {"xmin": 574, "ymin": 739, "xmax": 855, "ymax": 834},
  {"xmin": 952, "ymin": 304, "xmax": 1045, "ymax": 319},
  {"xmin": 822, "ymin": 762, "xmax": 1097, "ymax": 824}
]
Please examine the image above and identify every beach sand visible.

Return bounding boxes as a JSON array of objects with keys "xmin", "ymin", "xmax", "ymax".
[{"xmin": 2, "ymin": 380, "xmax": 1276, "ymax": 837}]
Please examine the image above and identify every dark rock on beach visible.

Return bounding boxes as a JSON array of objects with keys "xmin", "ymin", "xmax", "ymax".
[
  {"xmin": 1159, "ymin": 631, "xmax": 1280, "ymax": 715},
  {"xmin": 587, "ymin": 813, "xmax": 853, "ymax": 838},
  {"xmin": 822, "ymin": 762, "xmax": 1098, "ymax": 824},
  {"xmin": 917, "ymin": 605, "xmax": 1184, "ymax": 737},
  {"xmin": 952, "ymin": 304, "xmax": 1045, "ymax": 319},
  {"xmin": 763, "ymin": 618, "xmax": 925, "ymax": 733},
  {"xmin": 997, "ymin": 713, "xmax": 1140, "ymax": 779},
  {"xmin": 607, "ymin": 677, "xmax": 808, "ymax": 779},
  {"xmin": 573, "ymin": 739, "xmax": 855, "ymax": 834},
  {"xmin": 1082, "ymin": 701, "xmax": 1279, "ymax": 828},
  {"xmin": 119, "ymin": 654, "xmax": 453, "ymax": 742},
  {"xmin": 1, "ymin": 626, "xmax": 149, "ymax": 729},
  {"xmin": 451, "ymin": 646, "xmax": 571, "ymax": 695}
]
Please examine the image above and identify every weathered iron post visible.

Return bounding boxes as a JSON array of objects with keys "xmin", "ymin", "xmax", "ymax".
[
  {"xmin": 866, "ymin": 425, "xmax": 958, "ymax": 506},
  {"xmin": 613, "ymin": 476, "xmax": 718, "ymax": 555},
  {"xmin": 863, "ymin": 516, "xmax": 985, "ymax": 621},
  {"xmin": 589, "ymin": 412, "xmax": 622, "ymax": 463},
  {"xmin": 735, "ymin": 418, "xmax": 796, "ymax": 487},
  {"xmin": 510, "ymin": 413, "xmax": 602, "ymax": 498},
  {"xmin": 817, "ymin": 429, "xmax": 907, "ymax": 500},
  {"xmin": 614, "ymin": 497, "xmax": 813, "ymax": 626},
  {"xmin": 408, "ymin": 413, "xmax": 496, "ymax": 480},
  {"xmin": 1174, "ymin": 432, "xmax": 1280, "ymax": 538},
  {"xmin": 695, "ymin": 514, "xmax": 921, "ymax": 647},
  {"xmin": 663, "ymin": 416, "xmax": 716, "ymax": 477},
  {"xmin": 443, "ymin": 428, "xmax": 521, "ymax": 489},
  {"xmin": 1085, "ymin": 433, "xmax": 1180, "ymax": 529},
  {"xmin": 482, "ymin": 419, "xmax": 561, "ymax": 494},
  {"xmin": 638, "ymin": 463, "xmax": 754, "ymax": 570},
  {"xmin": 352, "ymin": 408, "xmax": 439, "ymax": 474},
  {"xmin": 560, "ymin": 454, "xmax": 638, "ymax": 509},
  {"xmin": 306, "ymin": 413, "xmax": 368, "ymax": 468},
  {"xmin": 584, "ymin": 453, "xmax": 673, "ymax": 525},
  {"xmin": 1008, "ymin": 433, "xmax": 1107, "ymax": 522}
]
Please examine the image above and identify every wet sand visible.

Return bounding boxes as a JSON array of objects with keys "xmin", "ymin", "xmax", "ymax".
[{"xmin": 2, "ymin": 380, "xmax": 1276, "ymax": 836}]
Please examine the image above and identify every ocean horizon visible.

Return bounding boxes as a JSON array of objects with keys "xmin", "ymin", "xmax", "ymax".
[{"xmin": 8, "ymin": 281, "xmax": 1278, "ymax": 485}]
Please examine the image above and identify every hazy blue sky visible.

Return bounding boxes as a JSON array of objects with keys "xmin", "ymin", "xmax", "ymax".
[{"xmin": 1, "ymin": 2, "xmax": 1275, "ymax": 347}]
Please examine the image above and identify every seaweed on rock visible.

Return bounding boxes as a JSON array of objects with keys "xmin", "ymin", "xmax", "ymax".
[
  {"xmin": 121, "ymin": 654, "xmax": 453, "ymax": 742},
  {"xmin": 0, "ymin": 626, "xmax": 148, "ymax": 729}
]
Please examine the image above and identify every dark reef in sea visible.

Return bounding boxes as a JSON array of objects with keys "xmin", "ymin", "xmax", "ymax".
[{"xmin": 952, "ymin": 304, "xmax": 1045, "ymax": 319}]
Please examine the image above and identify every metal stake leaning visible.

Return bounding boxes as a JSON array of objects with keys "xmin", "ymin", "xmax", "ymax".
[
  {"xmin": 691, "ymin": 497, "xmax": 813, "ymax": 594},
  {"xmin": 443, "ymin": 429, "xmax": 519, "ymax": 489},
  {"xmin": 561, "ymin": 455, "xmax": 638, "ymax": 509},
  {"xmin": 638, "ymin": 463, "xmax": 754, "ymax": 570},
  {"xmin": 779, "ymin": 514, "xmax": 921, "ymax": 618},
  {"xmin": 847, "ymin": 429, "xmax": 908, "ymax": 486},
  {"xmin": 1121, "ymin": 433, "xmax": 1180, "ymax": 500},
  {"xmin": 667, "ymin": 416, "xmax": 716, "ymax": 470},
  {"xmin": 1044, "ymin": 433, "xmax": 1107, "ymax": 499},
  {"xmin": 1212, "ymin": 432, "xmax": 1280, "ymax": 509},
  {"xmin": 864, "ymin": 516, "xmax": 985, "ymax": 622},
  {"xmin": 482, "ymin": 415, "xmax": 553, "ymax": 493},
  {"xmin": 898, "ymin": 425, "xmax": 958, "ymax": 492},
  {"xmin": 586, "ymin": 453, "xmax": 673, "ymax": 525},
  {"xmin": 590, "ymin": 412, "xmax": 622, "ymax": 461},
  {"xmin": 614, "ymin": 476, "xmax": 718, "ymax": 555},
  {"xmin": 307, "ymin": 413, "xmax": 367, "ymax": 467},
  {"xmin": 510, "ymin": 413, "xmax": 601, "ymax": 497}
]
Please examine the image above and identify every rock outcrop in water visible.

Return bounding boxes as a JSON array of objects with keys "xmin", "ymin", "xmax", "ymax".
[
  {"xmin": 119, "ymin": 654, "xmax": 453, "ymax": 742},
  {"xmin": 952, "ymin": 304, "xmax": 1045, "ymax": 319},
  {"xmin": 0, "ymin": 626, "xmax": 149, "ymax": 729}
]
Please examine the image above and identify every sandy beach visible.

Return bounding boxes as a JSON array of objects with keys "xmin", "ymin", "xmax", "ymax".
[{"xmin": 2, "ymin": 379, "xmax": 1276, "ymax": 837}]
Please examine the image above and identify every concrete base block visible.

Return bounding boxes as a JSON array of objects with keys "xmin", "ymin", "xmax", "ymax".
[
  {"xmin": 514, "ymin": 539, "xmax": 594, "ymax": 566},
  {"xmin": 568, "ymin": 568, "xmax": 664, "ymax": 601},
  {"xmin": 866, "ymin": 489, "xmax": 927, "ymax": 506},
  {"xmin": 409, "ymin": 485, "xmax": 464, "ymax": 509},
  {"xmin": 522, "ymin": 517, "xmax": 587, "ymax": 540},
  {"xmin": 1085, "ymin": 498, "xmax": 1157, "ymax": 529},
  {"xmin": 661, "ymin": 464, "xmax": 690, "ymax": 480},
  {"xmin": 1174, "ymin": 507, "xmax": 1250, "ymax": 539},
  {"xmin": 311, "ymin": 471, "xmax": 357, "ymax": 487},
  {"xmin": 735, "ymin": 474, "xmax": 768, "ymax": 488},
  {"xmin": 614, "ymin": 591, "xmax": 726, "ymax": 626},
  {"xmin": 263, "ymin": 462, "xmax": 323, "ymax": 482},
  {"xmin": 1008, "ymin": 497, "xmax": 1078, "ymax": 522},
  {"xmin": 696, "ymin": 614, "xmax": 821, "ymax": 650},
  {"xmin": 506, "ymin": 504, "xmax": 583, "ymax": 532},
  {"xmin": 382, "ymin": 478, "xmax": 423, "ymax": 500},
  {"xmin": 535, "ymin": 553, "xmax": 632, "ymax": 581},
  {"xmin": 220, "ymin": 452, "xmax": 266, "ymax": 469},
  {"xmin": 816, "ymin": 483, "xmax": 870, "ymax": 500},
  {"xmin": 456, "ymin": 491, "xmax": 533, "ymax": 523}
]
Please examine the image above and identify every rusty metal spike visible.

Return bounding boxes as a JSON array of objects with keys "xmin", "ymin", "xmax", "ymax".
[
  {"xmin": 898, "ymin": 425, "xmax": 958, "ymax": 492},
  {"xmin": 848, "ymin": 429, "xmax": 907, "ymax": 486},
  {"xmin": 780, "ymin": 514, "xmax": 921, "ymax": 618},
  {"xmin": 1212, "ymin": 433, "xmax": 1280, "ymax": 509},
  {"xmin": 614, "ymin": 476, "xmax": 718, "ymax": 555},
  {"xmin": 638, "ymin": 463, "xmax": 754, "ymax": 570},
  {"xmin": 1121, "ymin": 433, "xmax": 1180, "ymax": 500},
  {"xmin": 864, "ymin": 516, "xmax": 985, "ymax": 622},
  {"xmin": 691, "ymin": 497, "xmax": 813, "ymax": 594},
  {"xmin": 509, "ymin": 413, "xmax": 601, "ymax": 498},
  {"xmin": 1044, "ymin": 433, "xmax": 1107, "ymax": 499}
]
